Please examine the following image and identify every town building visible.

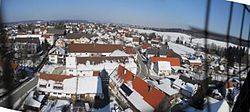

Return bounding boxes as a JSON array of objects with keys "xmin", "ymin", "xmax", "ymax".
[
  {"xmin": 109, "ymin": 65, "xmax": 171, "ymax": 112},
  {"xmin": 37, "ymin": 73, "xmax": 103, "ymax": 101},
  {"xmin": 48, "ymin": 47, "xmax": 65, "ymax": 64}
]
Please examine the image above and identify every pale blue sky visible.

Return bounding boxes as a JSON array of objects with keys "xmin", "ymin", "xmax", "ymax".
[{"xmin": 2, "ymin": 0, "xmax": 249, "ymax": 39}]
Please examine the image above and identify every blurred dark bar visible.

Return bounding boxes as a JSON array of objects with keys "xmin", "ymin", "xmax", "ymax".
[{"xmin": 204, "ymin": 0, "xmax": 211, "ymax": 112}]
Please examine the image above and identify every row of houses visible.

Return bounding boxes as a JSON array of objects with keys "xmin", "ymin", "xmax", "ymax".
[{"xmin": 37, "ymin": 73, "xmax": 103, "ymax": 101}]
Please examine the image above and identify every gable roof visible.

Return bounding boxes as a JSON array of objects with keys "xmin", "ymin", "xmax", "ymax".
[
  {"xmin": 47, "ymin": 29, "xmax": 64, "ymax": 35},
  {"xmin": 147, "ymin": 47, "xmax": 181, "ymax": 58},
  {"xmin": 150, "ymin": 57, "xmax": 181, "ymax": 66},
  {"xmin": 142, "ymin": 43, "xmax": 152, "ymax": 49},
  {"xmin": 11, "ymin": 38, "xmax": 40, "ymax": 44},
  {"xmin": 157, "ymin": 61, "xmax": 171, "ymax": 71},
  {"xmin": 68, "ymin": 44, "xmax": 122, "ymax": 53},
  {"xmin": 39, "ymin": 73, "xmax": 74, "ymax": 82},
  {"xmin": 65, "ymin": 33, "xmax": 95, "ymax": 39},
  {"xmin": 68, "ymin": 44, "xmax": 136, "ymax": 54},
  {"xmin": 76, "ymin": 56, "xmax": 128, "ymax": 65},
  {"xmin": 117, "ymin": 65, "xmax": 166, "ymax": 109}
]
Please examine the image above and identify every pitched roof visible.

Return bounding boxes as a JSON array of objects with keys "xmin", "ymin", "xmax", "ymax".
[
  {"xmin": 47, "ymin": 29, "xmax": 64, "ymax": 35},
  {"xmin": 117, "ymin": 65, "xmax": 166, "ymax": 109},
  {"xmin": 68, "ymin": 44, "xmax": 136, "ymax": 54},
  {"xmin": 76, "ymin": 56, "xmax": 128, "ymax": 65},
  {"xmin": 124, "ymin": 47, "xmax": 136, "ymax": 54},
  {"xmin": 150, "ymin": 57, "xmax": 181, "ymax": 66},
  {"xmin": 11, "ymin": 38, "xmax": 40, "ymax": 44},
  {"xmin": 65, "ymin": 33, "xmax": 93, "ymax": 39},
  {"xmin": 68, "ymin": 44, "xmax": 122, "ymax": 53},
  {"xmin": 39, "ymin": 73, "xmax": 75, "ymax": 82},
  {"xmin": 157, "ymin": 61, "xmax": 171, "ymax": 71},
  {"xmin": 147, "ymin": 48, "xmax": 181, "ymax": 58},
  {"xmin": 142, "ymin": 43, "xmax": 152, "ymax": 49}
]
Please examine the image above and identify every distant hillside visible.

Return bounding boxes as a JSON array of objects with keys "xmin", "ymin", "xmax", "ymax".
[{"xmin": 142, "ymin": 27, "xmax": 249, "ymax": 47}]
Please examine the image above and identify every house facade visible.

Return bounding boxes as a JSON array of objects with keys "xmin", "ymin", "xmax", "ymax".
[{"xmin": 37, "ymin": 73, "xmax": 103, "ymax": 101}]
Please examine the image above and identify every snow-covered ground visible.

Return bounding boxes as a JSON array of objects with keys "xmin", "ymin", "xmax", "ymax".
[
  {"xmin": 192, "ymin": 38, "xmax": 237, "ymax": 48},
  {"xmin": 134, "ymin": 28, "xmax": 241, "ymax": 50},
  {"xmin": 168, "ymin": 42, "xmax": 196, "ymax": 55},
  {"xmin": 135, "ymin": 28, "xmax": 191, "ymax": 42}
]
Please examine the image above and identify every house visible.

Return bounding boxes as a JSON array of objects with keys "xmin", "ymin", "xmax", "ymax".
[
  {"xmin": 15, "ymin": 34, "xmax": 42, "ymax": 41},
  {"xmin": 37, "ymin": 73, "xmax": 103, "ymax": 101},
  {"xmin": 46, "ymin": 28, "xmax": 65, "ymax": 36},
  {"xmin": 109, "ymin": 49, "xmax": 130, "ymax": 57},
  {"xmin": 24, "ymin": 91, "xmax": 46, "ymax": 111},
  {"xmin": 9, "ymin": 37, "xmax": 41, "ymax": 59},
  {"xmin": 172, "ymin": 78, "xmax": 198, "ymax": 97},
  {"xmin": 67, "ymin": 43, "xmax": 136, "ymax": 57},
  {"xmin": 48, "ymin": 47, "xmax": 65, "ymax": 64},
  {"xmin": 42, "ymin": 34, "xmax": 55, "ymax": 45},
  {"xmin": 152, "ymin": 61, "xmax": 171, "ymax": 76},
  {"xmin": 155, "ymin": 78, "xmax": 180, "ymax": 107},
  {"xmin": 65, "ymin": 56, "xmax": 137, "ymax": 76},
  {"xmin": 132, "ymin": 37, "xmax": 140, "ymax": 45},
  {"xmin": 141, "ymin": 43, "xmax": 152, "ymax": 53},
  {"xmin": 150, "ymin": 57, "xmax": 181, "ymax": 68},
  {"xmin": 146, "ymin": 47, "xmax": 181, "ymax": 59},
  {"xmin": 64, "ymin": 33, "xmax": 92, "ymax": 44},
  {"xmin": 109, "ymin": 65, "xmax": 171, "ymax": 112},
  {"xmin": 188, "ymin": 59, "xmax": 202, "ymax": 69}
]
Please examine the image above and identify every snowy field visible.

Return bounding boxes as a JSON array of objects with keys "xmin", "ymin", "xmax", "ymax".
[
  {"xmin": 135, "ymin": 28, "xmax": 191, "ymax": 42},
  {"xmin": 168, "ymin": 42, "xmax": 196, "ymax": 55},
  {"xmin": 134, "ymin": 28, "xmax": 239, "ymax": 49}
]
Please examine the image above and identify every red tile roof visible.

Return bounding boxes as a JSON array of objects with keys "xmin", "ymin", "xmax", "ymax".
[
  {"xmin": 225, "ymin": 81, "xmax": 237, "ymax": 88},
  {"xmin": 11, "ymin": 63, "xmax": 18, "ymax": 70},
  {"xmin": 39, "ymin": 73, "xmax": 75, "ymax": 82},
  {"xmin": 142, "ymin": 43, "xmax": 152, "ymax": 49},
  {"xmin": 150, "ymin": 57, "xmax": 181, "ymax": 66},
  {"xmin": 68, "ymin": 44, "xmax": 136, "ymax": 54},
  {"xmin": 117, "ymin": 65, "xmax": 166, "ymax": 109}
]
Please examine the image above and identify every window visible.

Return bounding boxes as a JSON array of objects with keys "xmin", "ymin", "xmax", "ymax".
[
  {"xmin": 39, "ymin": 84, "xmax": 46, "ymax": 88},
  {"xmin": 53, "ymin": 86, "xmax": 63, "ymax": 90},
  {"xmin": 69, "ymin": 69, "xmax": 73, "ymax": 72}
]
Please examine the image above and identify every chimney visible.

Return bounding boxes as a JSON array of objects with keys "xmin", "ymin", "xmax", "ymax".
[
  {"xmin": 148, "ymin": 85, "xmax": 152, "ymax": 92},
  {"xmin": 132, "ymin": 75, "xmax": 136, "ymax": 80}
]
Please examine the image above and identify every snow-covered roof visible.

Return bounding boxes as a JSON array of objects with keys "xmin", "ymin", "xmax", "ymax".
[
  {"xmin": 110, "ymin": 50, "xmax": 130, "ymax": 57},
  {"xmin": 158, "ymin": 61, "xmax": 171, "ymax": 71},
  {"xmin": 0, "ymin": 107, "xmax": 19, "ymax": 112},
  {"xmin": 188, "ymin": 59, "xmax": 202, "ymax": 64},
  {"xmin": 63, "ymin": 76, "xmax": 102, "ymax": 94},
  {"xmin": 156, "ymin": 78, "xmax": 179, "ymax": 96},
  {"xmin": 24, "ymin": 91, "xmax": 44, "ymax": 108},
  {"xmin": 202, "ymin": 97, "xmax": 230, "ymax": 112},
  {"xmin": 126, "ymin": 90, "xmax": 154, "ymax": 112},
  {"xmin": 49, "ymin": 47, "xmax": 65, "ymax": 55},
  {"xmin": 173, "ymin": 78, "xmax": 198, "ymax": 94}
]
